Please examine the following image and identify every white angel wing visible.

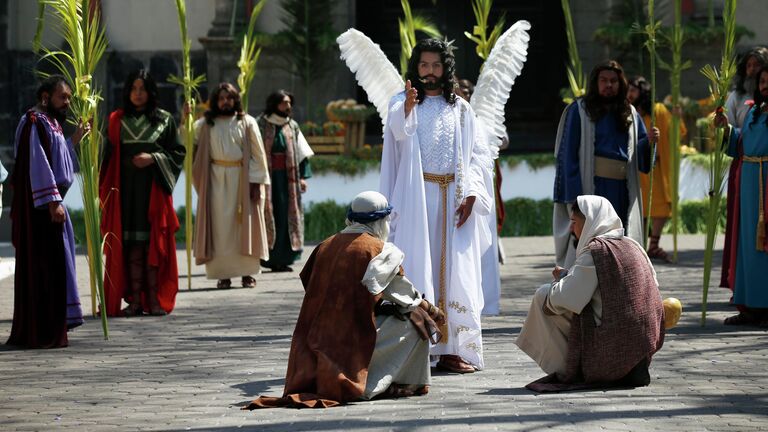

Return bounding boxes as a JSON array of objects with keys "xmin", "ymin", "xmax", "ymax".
[
  {"xmin": 471, "ymin": 20, "xmax": 531, "ymax": 158},
  {"xmin": 337, "ymin": 28, "xmax": 404, "ymax": 127}
]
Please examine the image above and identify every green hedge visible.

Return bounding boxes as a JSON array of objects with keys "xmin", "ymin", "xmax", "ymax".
[{"xmin": 66, "ymin": 197, "xmax": 729, "ymax": 246}]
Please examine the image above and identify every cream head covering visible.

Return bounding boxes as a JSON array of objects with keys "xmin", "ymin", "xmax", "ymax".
[{"xmin": 573, "ymin": 195, "xmax": 625, "ymax": 257}]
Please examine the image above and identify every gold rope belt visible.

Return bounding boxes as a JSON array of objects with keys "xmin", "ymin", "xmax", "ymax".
[
  {"xmin": 211, "ymin": 158, "xmax": 243, "ymax": 167},
  {"xmin": 594, "ymin": 156, "xmax": 627, "ymax": 180},
  {"xmin": 743, "ymin": 156, "xmax": 768, "ymax": 250},
  {"xmin": 423, "ymin": 172, "xmax": 455, "ymax": 344}
]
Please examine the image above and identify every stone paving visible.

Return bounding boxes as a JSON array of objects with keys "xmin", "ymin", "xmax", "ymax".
[{"xmin": 1, "ymin": 234, "xmax": 767, "ymax": 431}]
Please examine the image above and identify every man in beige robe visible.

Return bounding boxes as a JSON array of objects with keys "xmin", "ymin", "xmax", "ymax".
[{"xmin": 192, "ymin": 83, "xmax": 269, "ymax": 288}]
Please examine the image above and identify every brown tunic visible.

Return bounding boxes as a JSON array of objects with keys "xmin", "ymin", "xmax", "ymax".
[{"xmin": 246, "ymin": 232, "xmax": 385, "ymax": 408}]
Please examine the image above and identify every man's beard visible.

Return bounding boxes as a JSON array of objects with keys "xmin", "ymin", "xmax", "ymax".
[
  {"xmin": 599, "ymin": 93, "xmax": 620, "ymax": 104},
  {"xmin": 219, "ymin": 107, "xmax": 236, "ymax": 116},
  {"xmin": 744, "ymin": 78, "xmax": 757, "ymax": 95},
  {"xmin": 419, "ymin": 75, "xmax": 443, "ymax": 91},
  {"xmin": 275, "ymin": 108, "xmax": 291, "ymax": 118},
  {"xmin": 571, "ymin": 233, "xmax": 579, "ymax": 249},
  {"xmin": 46, "ymin": 102, "xmax": 68, "ymax": 124}
]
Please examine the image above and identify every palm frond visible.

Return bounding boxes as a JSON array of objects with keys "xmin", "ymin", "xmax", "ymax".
[
  {"xmin": 561, "ymin": 0, "xmax": 585, "ymax": 99},
  {"xmin": 172, "ymin": 0, "xmax": 206, "ymax": 290},
  {"xmin": 237, "ymin": 0, "xmax": 267, "ymax": 112},
  {"xmin": 464, "ymin": 0, "xmax": 506, "ymax": 61},
  {"xmin": 699, "ymin": 0, "xmax": 738, "ymax": 326},
  {"xmin": 398, "ymin": 0, "xmax": 442, "ymax": 76}
]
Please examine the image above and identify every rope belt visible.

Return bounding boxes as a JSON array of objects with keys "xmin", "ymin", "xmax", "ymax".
[
  {"xmin": 423, "ymin": 172, "xmax": 455, "ymax": 343},
  {"xmin": 211, "ymin": 158, "xmax": 243, "ymax": 167},
  {"xmin": 743, "ymin": 156, "xmax": 768, "ymax": 251},
  {"xmin": 594, "ymin": 156, "xmax": 627, "ymax": 180}
]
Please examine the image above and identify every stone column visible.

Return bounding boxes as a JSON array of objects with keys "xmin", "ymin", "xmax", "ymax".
[{"xmin": 199, "ymin": 0, "xmax": 243, "ymax": 89}]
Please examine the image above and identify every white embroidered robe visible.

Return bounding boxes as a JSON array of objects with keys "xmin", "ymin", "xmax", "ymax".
[{"xmin": 380, "ymin": 92, "xmax": 493, "ymax": 368}]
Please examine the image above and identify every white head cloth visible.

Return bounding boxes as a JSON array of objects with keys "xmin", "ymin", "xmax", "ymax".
[
  {"xmin": 574, "ymin": 195, "xmax": 625, "ymax": 257},
  {"xmin": 343, "ymin": 190, "xmax": 391, "ymax": 241}
]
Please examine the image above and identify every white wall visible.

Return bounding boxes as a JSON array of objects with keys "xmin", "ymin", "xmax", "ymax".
[
  {"xmin": 102, "ymin": 0, "xmax": 215, "ymax": 51},
  {"xmin": 8, "ymin": 0, "xmax": 216, "ymax": 51},
  {"xmin": 736, "ymin": 0, "xmax": 768, "ymax": 48}
]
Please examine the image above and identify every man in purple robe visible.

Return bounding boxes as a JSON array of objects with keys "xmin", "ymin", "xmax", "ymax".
[{"xmin": 6, "ymin": 75, "xmax": 86, "ymax": 349}]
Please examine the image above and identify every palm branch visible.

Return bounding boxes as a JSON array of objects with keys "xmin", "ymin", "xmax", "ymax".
[
  {"xmin": 170, "ymin": 0, "xmax": 206, "ymax": 290},
  {"xmin": 561, "ymin": 0, "xmax": 586, "ymax": 102},
  {"xmin": 464, "ymin": 0, "xmax": 505, "ymax": 62},
  {"xmin": 398, "ymin": 0, "xmax": 441, "ymax": 77},
  {"xmin": 237, "ymin": 0, "xmax": 267, "ymax": 113},
  {"xmin": 658, "ymin": 0, "xmax": 692, "ymax": 263},
  {"xmin": 699, "ymin": 0, "xmax": 738, "ymax": 326}
]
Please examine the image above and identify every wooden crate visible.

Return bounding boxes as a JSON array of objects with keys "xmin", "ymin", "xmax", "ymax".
[{"xmin": 307, "ymin": 136, "xmax": 345, "ymax": 154}]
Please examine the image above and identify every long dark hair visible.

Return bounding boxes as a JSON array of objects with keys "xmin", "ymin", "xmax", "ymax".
[
  {"xmin": 264, "ymin": 89, "xmax": 295, "ymax": 116},
  {"xmin": 629, "ymin": 76, "xmax": 652, "ymax": 116},
  {"xmin": 405, "ymin": 38, "xmax": 457, "ymax": 105},
  {"xmin": 749, "ymin": 66, "xmax": 768, "ymax": 126},
  {"xmin": 204, "ymin": 82, "xmax": 244, "ymax": 125},
  {"xmin": 122, "ymin": 69, "xmax": 162, "ymax": 124},
  {"xmin": 735, "ymin": 47, "xmax": 768, "ymax": 94},
  {"xmin": 36, "ymin": 74, "xmax": 69, "ymax": 102},
  {"xmin": 583, "ymin": 60, "xmax": 632, "ymax": 130}
]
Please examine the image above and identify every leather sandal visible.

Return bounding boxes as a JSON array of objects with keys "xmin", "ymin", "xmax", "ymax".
[
  {"xmin": 217, "ymin": 279, "xmax": 232, "ymax": 289},
  {"xmin": 375, "ymin": 384, "xmax": 416, "ymax": 399},
  {"xmin": 121, "ymin": 303, "xmax": 143, "ymax": 317},
  {"xmin": 436, "ymin": 355, "xmax": 476, "ymax": 374},
  {"xmin": 241, "ymin": 276, "xmax": 256, "ymax": 288},
  {"xmin": 647, "ymin": 236, "xmax": 672, "ymax": 263}
]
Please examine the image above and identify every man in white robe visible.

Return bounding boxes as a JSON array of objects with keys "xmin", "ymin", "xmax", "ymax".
[
  {"xmin": 192, "ymin": 83, "xmax": 270, "ymax": 288},
  {"xmin": 516, "ymin": 195, "xmax": 664, "ymax": 387},
  {"xmin": 380, "ymin": 39, "xmax": 494, "ymax": 373}
]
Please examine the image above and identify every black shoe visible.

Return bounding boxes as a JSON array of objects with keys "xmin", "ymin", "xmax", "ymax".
[{"xmin": 619, "ymin": 358, "xmax": 650, "ymax": 387}]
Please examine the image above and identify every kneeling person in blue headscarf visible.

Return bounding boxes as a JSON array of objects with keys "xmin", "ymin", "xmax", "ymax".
[{"xmin": 246, "ymin": 191, "xmax": 445, "ymax": 409}]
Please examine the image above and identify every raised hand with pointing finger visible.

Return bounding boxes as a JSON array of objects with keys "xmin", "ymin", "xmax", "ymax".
[{"xmin": 403, "ymin": 79, "xmax": 418, "ymax": 117}]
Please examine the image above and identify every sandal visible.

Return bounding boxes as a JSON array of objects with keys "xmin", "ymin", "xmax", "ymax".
[
  {"xmin": 375, "ymin": 384, "xmax": 416, "ymax": 399},
  {"xmin": 647, "ymin": 237, "xmax": 672, "ymax": 263},
  {"xmin": 217, "ymin": 279, "xmax": 232, "ymax": 289},
  {"xmin": 241, "ymin": 276, "xmax": 256, "ymax": 288},
  {"xmin": 436, "ymin": 355, "xmax": 476, "ymax": 374},
  {"xmin": 121, "ymin": 303, "xmax": 143, "ymax": 317},
  {"xmin": 724, "ymin": 312, "xmax": 758, "ymax": 326}
]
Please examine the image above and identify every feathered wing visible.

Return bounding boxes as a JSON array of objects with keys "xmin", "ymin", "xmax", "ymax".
[
  {"xmin": 337, "ymin": 28, "xmax": 404, "ymax": 127},
  {"xmin": 471, "ymin": 20, "xmax": 531, "ymax": 158}
]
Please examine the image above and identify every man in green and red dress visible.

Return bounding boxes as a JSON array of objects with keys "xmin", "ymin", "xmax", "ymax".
[{"xmin": 256, "ymin": 90, "xmax": 314, "ymax": 272}]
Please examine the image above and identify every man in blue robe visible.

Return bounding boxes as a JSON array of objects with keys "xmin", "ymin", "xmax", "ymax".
[{"xmin": 553, "ymin": 61, "xmax": 658, "ymax": 268}]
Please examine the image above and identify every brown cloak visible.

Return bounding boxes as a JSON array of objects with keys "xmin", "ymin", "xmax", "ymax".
[{"xmin": 246, "ymin": 232, "xmax": 385, "ymax": 408}]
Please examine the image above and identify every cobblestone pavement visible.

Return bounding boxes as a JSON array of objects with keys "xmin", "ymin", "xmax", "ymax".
[{"xmin": 1, "ymin": 235, "xmax": 767, "ymax": 431}]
